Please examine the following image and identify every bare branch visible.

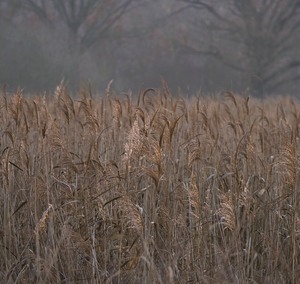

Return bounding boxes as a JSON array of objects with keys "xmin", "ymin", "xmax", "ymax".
[
  {"xmin": 177, "ymin": 0, "xmax": 300, "ymax": 94},
  {"xmin": 20, "ymin": 0, "xmax": 135, "ymax": 50}
]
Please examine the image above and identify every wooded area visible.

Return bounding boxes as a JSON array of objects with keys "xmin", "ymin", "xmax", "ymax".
[{"xmin": 1, "ymin": 0, "xmax": 300, "ymax": 96}]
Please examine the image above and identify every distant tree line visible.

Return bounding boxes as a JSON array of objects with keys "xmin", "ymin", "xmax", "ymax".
[{"xmin": 1, "ymin": 0, "xmax": 300, "ymax": 96}]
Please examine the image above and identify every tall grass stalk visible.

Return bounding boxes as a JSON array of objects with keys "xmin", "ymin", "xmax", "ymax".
[{"xmin": 0, "ymin": 86, "xmax": 299, "ymax": 283}]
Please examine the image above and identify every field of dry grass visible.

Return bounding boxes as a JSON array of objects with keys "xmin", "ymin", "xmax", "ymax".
[{"xmin": 0, "ymin": 82, "xmax": 300, "ymax": 283}]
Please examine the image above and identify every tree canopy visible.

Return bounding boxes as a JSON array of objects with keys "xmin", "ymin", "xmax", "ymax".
[{"xmin": 178, "ymin": 0, "xmax": 300, "ymax": 95}]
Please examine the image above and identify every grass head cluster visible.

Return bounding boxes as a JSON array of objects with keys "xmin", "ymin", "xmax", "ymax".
[{"xmin": 1, "ymin": 83, "xmax": 299, "ymax": 283}]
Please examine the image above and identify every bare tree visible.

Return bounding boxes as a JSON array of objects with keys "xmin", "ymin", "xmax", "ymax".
[
  {"xmin": 177, "ymin": 0, "xmax": 300, "ymax": 95},
  {"xmin": 20, "ymin": 0, "xmax": 135, "ymax": 51}
]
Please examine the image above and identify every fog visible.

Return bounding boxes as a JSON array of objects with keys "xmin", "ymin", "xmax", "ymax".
[{"xmin": 1, "ymin": 0, "xmax": 300, "ymax": 97}]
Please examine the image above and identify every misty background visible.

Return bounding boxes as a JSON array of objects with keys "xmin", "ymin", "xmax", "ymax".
[{"xmin": 1, "ymin": 0, "xmax": 300, "ymax": 97}]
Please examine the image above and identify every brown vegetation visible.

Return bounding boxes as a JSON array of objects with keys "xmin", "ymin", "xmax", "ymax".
[{"xmin": 0, "ymin": 83, "xmax": 300, "ymax": 283}]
